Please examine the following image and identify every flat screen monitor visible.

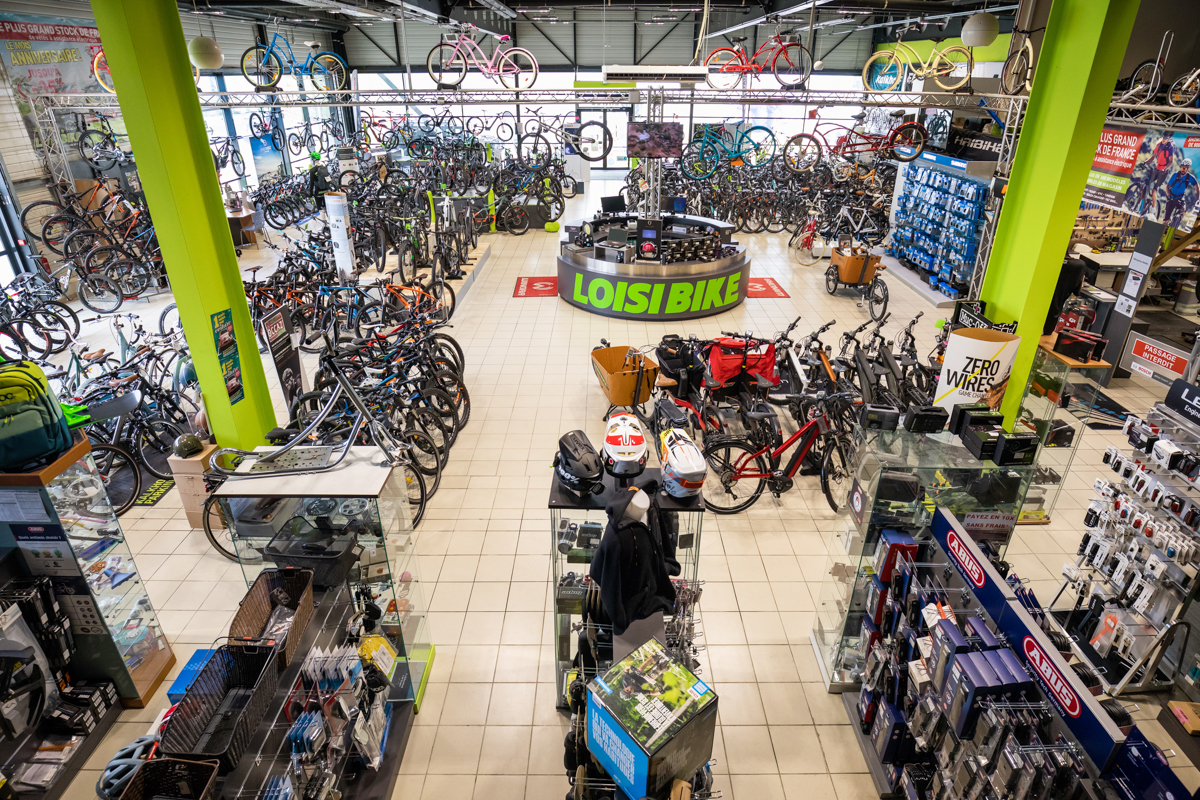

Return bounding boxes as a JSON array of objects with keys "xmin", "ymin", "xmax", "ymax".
[
  {"xmin": 627, "ymin": 122, "xmax": 685, "ymax": 158},
  {"xmin": 600, "ymin": 195, "xmax": 627, "ymax": 213},
  {"xmin": 608, "ymin": 228, "xmax": 630, "ymax": 245}
]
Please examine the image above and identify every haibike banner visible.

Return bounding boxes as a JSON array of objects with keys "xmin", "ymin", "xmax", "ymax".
[
  {"xmin": 931, "ymin": 327, "xmax": 1021, "ymax": 413},
  {"xmin": 557, "ymin": 259, "xmax": 746, "ymax": 321},
  {"xmin": 1083, "ymin": 124, "xmax": 1200, "ymax": 232},
  {"xmin": 945, "ymin": 129, "xmax": 1003, "ymax": 161}
]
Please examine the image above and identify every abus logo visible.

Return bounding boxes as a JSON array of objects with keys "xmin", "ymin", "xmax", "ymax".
[
  {"xmin": 1023, "ymin": 637, "xmax": 1080, "ymax": 718},
  {"xmin": 26, "ymin": 527, "xmax": 43, "ymax": 532},
  {"xmin": 947, "ymin": 531, "xmax": 984, "ymax": 588}
]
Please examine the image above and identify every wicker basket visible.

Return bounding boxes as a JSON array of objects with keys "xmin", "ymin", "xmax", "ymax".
[
  {"xmin": 228, "ymin": 568, "xmax": 314, "ymax": 669},
  {"xmin": 118, "ymin": 759, "xmax": 219, "ymax": 800},
  {"xmin": 159, "ymin": 641, "xmax": 279, "ymax": 774}
]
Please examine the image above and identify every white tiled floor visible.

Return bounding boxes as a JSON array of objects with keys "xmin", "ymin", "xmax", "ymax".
[{"xmin": 55, "ymin": 180, "xmax": 1180, "ymax": 800}]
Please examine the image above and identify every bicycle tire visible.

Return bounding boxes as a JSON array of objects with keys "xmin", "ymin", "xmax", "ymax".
[
  {"xmin": 772, "ymin": 42, "xmax": 812, "ymax": 87},
  {"xmin": 405, "ymin": 463, "xmax": 427, "ymax": 527},
  {"xmin": 701, "ymin": 438, "xmax": 766, "ymax": 514},
  {"xmin": 1000, "ymin": 50, "xmax": 1030, "ymax": 95},
  {"xmin": 503, "ymin": 205, "xmax": 529, "ymax": 235},
  {"xmin": 90, "ymin": 443, "xmax": 141, "ymax": 516},
  {"xmin": 249, "ymin": 112, "xmax": 266, "ymax": 138},
  {"xmin": 0, "ymin": 325, "xmax": 29, "ymax": 362},
  {"xmin": 868, "ymin": 278, "xmax": 889, "ymax": 321},
  {"xmin": 106, "ymin": 259, "xmax": 152, "ymax": 298},
  {"xmin": 932, "ymin": 46, "xmax": 972, "ymax": 91},
  {"xmin": 704, "ymin": 48, "xmax": 743, "ymax": 91},
  {"xmin": 20, "ymin": 200, "xmax": 63, "ymax": 243},
  {"xmin": 576, "ymin": 121, "xmax": 612, "ymax": 162},
  {"xmin": 427, "ymin": 279, "xmax": 456, "ymax": 322},
  {"xmin": 416, "ymin": 385, "xmax": 459, "ymax": 447},
  {"xmin": 820, "ymin": 434, "xmax": 853, "ymax": 512},
  {"xmin": 40, "ymin": 213, "xmax": 86, "ymax": 256},
  {"xmin": 136, "ymin": 417, "xmax": 183, "ymax": 480},
  {"xmin": 862, "ymin": 51, "xmax": 902, "ymax": 91},
  {"xmin": 426, "ymin": 43, "xmax": 466, "ymax": 86},
  {"xmin": 241, "ymin": 44, "xmax": 282, "ymax": 89},
  {"xmin": 62, "ymin": 228, "xmax": 109, "ymax": 260},
  {"xmin": 516, "ymin": 133, "xmax": 552, "ymax": 168},
  {"xmin": 78, "ymin": 130, "xmax": 117, "ymax": 170},
  {"xmin": 679, "ymin": 140, "xmax": 719, "ymax": 180},
  {"xmin": 270, "ymin": 127, "xmax": 286, "ymax": 152},
  {"xmin": 93, "ymin": 50, "xmax": 116, "ymax": 93},
  {"xmin": 231, "ymin": 148, "xmax": 246, "ymax": 177},
  {"xmin": 498, "ymin": 47, "xmax": 538, "ymax": 90},
  {"xmin": 28, "ymin": 309, "xmax": 71, "ymax": 355},
  {"xmin": 432, "ymin": 368, "xmax": 470, "ymax": 429},
  {"xmin": 8, "ymin": 318, "xmax": 51, "ymax": 360},
  {"xmin": 77, "ymin": 272, "xmax": 124, "ymax": 314},
  {"xmin": 433, "ymin": 332, "xmax": 466, "ymax": 373},
  {"xmin": 403, "ymin": 424, "xmax": 443, "ymax": 498},
  {"xmin": 889, "ymin": 122, "xmax": 928, "ymax": 161},
  {"xmin": 1168, "ymin": 72, "xmax": 1200, "ymax": 108},
  {"xmin": 201, "ymin": 493, "xmax": 239, "ymax": 561},
  {"xmin": 311, "ymin": 53, "xmax": 348, "ymax": 91}
]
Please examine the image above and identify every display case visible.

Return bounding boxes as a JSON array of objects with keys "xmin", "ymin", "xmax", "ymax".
[
  {"xmin": 0, "ymin": 437, "xmax": 175, "ymax": 706},
  {"xmin": 213, "ymin": 446, "xmax": 434, "ymax": 709},
  {"xmin": 1015, "ymin": 335, "xmax": 1111, "ymax": 524},
  {"xmin": 810, "ymin": 424, "xmax": 1036, "ymax": 691},
  {"xmin": 548, "ymin": 468, "xmax": 704, "ymax": 708}
]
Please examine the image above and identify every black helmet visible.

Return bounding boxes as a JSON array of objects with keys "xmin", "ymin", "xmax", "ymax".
[
  {"xmin": 553, "ymin": 430, "xmax": 603, "ymax": 495},
  {"xmin": 171, "ymin": 433, "xmax": 203, "ymax": 458}
]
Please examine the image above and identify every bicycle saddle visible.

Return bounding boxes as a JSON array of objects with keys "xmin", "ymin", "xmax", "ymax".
[
  {"xmin": 266, "ymin": 427, "xmax": 299, "ymax": 443},
  {"xmin": 304, "ymin": 40, "xmax": 322, "ymax": 48},
  {"xmin": 745, "ymin": 408, "xmax": 777, "ymax": 421},
  {"xmin": 755, "ymin": 373, "xmax": 777, "ymax": 387},
  {"xmin": 731, "ymin": 36, "xmax": 748, "ymax": 43},
  {"xmin": 852, "ymin": 112, "xmax": 867, "ymax": 121},
  {"xmin": 929, "ymin": 37, "xmax": 948, "ymax": 44},
  {"xmin": 246, "ymin": 266, "xmax": 263, "ymax": 274},
  {"xmin": 704, "ymin": 377, "xmax": 723, "ymax": 389},
  {"xmin": 656, "ymin": 374, "xmax": 679, "ymax": 388},
  {"xmin": 83, "ymin": 349, "xmax": 108, "ymax": 362},
  {"xmin": 890, "ymin": 110, "xmax": 905, "ymax": 118}
]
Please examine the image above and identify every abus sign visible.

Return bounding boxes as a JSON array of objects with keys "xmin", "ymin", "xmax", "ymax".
[
  {"xmin": 1023, "ymin": 636, "xmax": 1081, "ymax": 718},
  {"xmin": 946, "ymin": 531, "xmax": 984, "ymax": 588}
]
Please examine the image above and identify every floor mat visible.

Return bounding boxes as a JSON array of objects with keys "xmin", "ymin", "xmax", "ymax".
[
  {"xmin": 133, "ymin": 478, "xmax": 176, "ymax": 507},
  {"xmin": 1084, "ymin": 388, "xmax": 1131, "ymax": 429},
  {"xmin": 513, "ymin": 277, "xmax": 557, "ymax": 297},
  {"xmin": 746, "ymin": 277, "xmax": 790, "ymax": 298}
]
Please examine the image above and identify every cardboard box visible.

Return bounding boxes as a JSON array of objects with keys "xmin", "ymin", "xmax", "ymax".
[
  {"xmin": 167, "ymin": 443, "xmax": 219, "ymax": 476},
  {"xmin": 586, "ymin": 639, "xmax": 717, "ymax": 799},
  {"xmin": 1170, "ymin": 701, "xmax": 1200, "ymax": 735},
  {"xmin": 168, "ymin": 648, "xmax": 215, "ymax": 703}
]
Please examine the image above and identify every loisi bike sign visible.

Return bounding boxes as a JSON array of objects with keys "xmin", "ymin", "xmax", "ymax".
[{"xmin": 556, "ymin": 259, "xmax": 746, "ymax": 321}]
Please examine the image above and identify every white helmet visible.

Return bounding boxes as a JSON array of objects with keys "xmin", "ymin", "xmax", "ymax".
[
  {"xmin": 602, "ymin": 412, "xmax": 648, "ymax": 478},
  {"xmin": 660, "ymin": 428, "xmax": 706, "ymax": 497}
]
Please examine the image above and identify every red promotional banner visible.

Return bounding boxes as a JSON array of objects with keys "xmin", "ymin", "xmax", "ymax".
[
  {"xmin": 0, "ymin": 21, "xmax": 100, "ymax": 44},
  {"xmin": 514, "ymin": 276, "xmax": 558, "ymax": 297},
  {"xmin": 745, "ymin": 277, "xmax": 790, "ymax": 298}
]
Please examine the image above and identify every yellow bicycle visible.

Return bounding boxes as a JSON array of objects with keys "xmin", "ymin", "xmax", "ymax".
[{"xmin": 861, "ymin": 28, "xmax": 973, "ymax": 92}]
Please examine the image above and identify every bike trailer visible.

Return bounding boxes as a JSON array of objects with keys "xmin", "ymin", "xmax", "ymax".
[
  {"xmin": 707, "ymin": 337, "xmax": 779, "ymax": 389},
  {"xmin": 0, "ymin": 361, "xmax": 73, "ymax": 472}
]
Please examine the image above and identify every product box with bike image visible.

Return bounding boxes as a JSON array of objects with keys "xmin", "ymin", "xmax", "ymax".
[{"xmin": 586, "ymin": 638, "xmax": 717, "ymax": 799}]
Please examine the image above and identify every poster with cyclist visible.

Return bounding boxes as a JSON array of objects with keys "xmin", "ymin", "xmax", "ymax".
[{"xmin": 1083, "ymin": 124, "xmax": 1200, "ymax": 232}]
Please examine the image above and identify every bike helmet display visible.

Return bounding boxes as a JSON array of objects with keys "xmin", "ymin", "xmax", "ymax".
[
  {"xmin": 96, "ymin": 735, "xmax": 158, "ymax": 800},
  {"xmin": 554, "ymin": 430, "xmax": 604, "ymax": 495},
  {"xmin": 659, "ymin": 428, "xmax": 706, "ymax": 498},
  {"xmin": 602, "ymin": 413, "xmax": 648, "ymax": 479},
  {"xmin": 171, "ymin": 433, "xmax": 203, "ymax": 458}
]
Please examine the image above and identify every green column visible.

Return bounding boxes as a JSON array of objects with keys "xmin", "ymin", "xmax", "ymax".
[
  {"xmin": 91, "ymin": 1, "xmax": 275, "ymax": 449},
  {"xmin": 979, "ymin": 0, "xmax": 1140, "ymax": 424}
]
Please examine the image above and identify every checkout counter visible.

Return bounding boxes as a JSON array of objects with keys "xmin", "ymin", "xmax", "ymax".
[{"xmin": 557, "ymin": 212, "xmax": 749, "ymax": 321}]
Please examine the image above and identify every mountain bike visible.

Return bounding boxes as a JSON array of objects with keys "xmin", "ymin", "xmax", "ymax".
[
  {"xmin": 418, "ymin": 107, "xmax": 464, "ymax": 135},
  {"xmin": 999, "ymin": 26, "xmax": 1045, "ymax": 95},
  {"xmin": 77, "ymin": 113, "xmax": 131, "ymax": 171},
  {"xmin": 426, "ymin": 23, "xmax": 538, "ymax": 89},
  {"xmin": 241, "ymin": 31, "xmax": 348, "ymax": 91},
  {"xmin": 8, "ymin": 255, "xmax": 123, "ymax": 314},
  {"xmin": 517, "ymin": 109, "xmax": 612, "ymax": 166},
  {"xmin": 465, "ymin": 112, "xmax": 517, "ymax": 141},
  {"xmin": 211, "ymin": 136, "xmax": 246, "ymax": 177},
  {"xmin": 249, "ymin": 111, "xmax": 287, "ymax": 152},
  {"xmin": 702, "ymin": 391, "xmax": 854, "ymax": 514},
  {"xmin": 703, "ymin": 18, "xmax": 813, "ymax": 90},
  {"xmin": 679, "ymin": 124, "xmax": 775, "ymax": 180},
  {"xmin": 862, "ymin": 27, "xmax": 972, "ymax": 91}
]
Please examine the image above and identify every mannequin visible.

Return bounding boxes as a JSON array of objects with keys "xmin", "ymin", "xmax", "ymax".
[{"xmin": 590, "ymin": 480, "xmax": 677, "ymax": 661}]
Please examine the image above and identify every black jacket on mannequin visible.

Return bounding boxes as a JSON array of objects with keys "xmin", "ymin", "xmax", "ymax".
[{"xmin": 589, "ymin": 478, "xmax": 678, "ymax": 635}]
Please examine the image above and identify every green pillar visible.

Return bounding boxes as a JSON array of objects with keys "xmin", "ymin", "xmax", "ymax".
[
  {"xmin": 91, "ymin": 1, "xmax": 275, "ymax": 449},
  {"xmin": 980, "ymin": 0, "xmax": 1140, "ymax": 424}
]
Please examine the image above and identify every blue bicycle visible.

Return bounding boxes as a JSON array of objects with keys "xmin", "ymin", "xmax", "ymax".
[{"xmin": 241, "ymin": 32, "xmax": 348, "ymax": 91}]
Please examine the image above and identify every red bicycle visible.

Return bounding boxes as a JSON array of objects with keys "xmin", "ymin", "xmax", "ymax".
[
  {"xmin": 701, "ymin": 391, "xmax": 855, "ymax": 514},
  {"xmin": 782, "ymin": 111, "xmax": 927, "ymax": 173},
  {"xmin": 704, "ymin": 19, "xmax": 813, "ymax": 90}
]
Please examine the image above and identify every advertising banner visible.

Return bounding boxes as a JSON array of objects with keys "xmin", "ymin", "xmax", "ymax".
[
  {"xmin": 1083, "ymin": 124, "xmax": 1200, "ymax": 232},
  {"xmin": 260, "ymin": 309, "xmax": 306, "ymax": 410},
  {"xmin": 932, "ymin": 327, "xmax": 1022, "ymax": 413},
  {"xmin": 210, "ymin": 309, "xmax": 244, "ymax": 405},
  {"xmin": 325, "ymin": 192, "xmax": 356, "ymax": 277}
]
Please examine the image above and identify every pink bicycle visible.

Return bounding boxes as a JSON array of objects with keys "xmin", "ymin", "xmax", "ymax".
[{"xmin": 426, "ymin": 23, "xmax": 538, "ymax": 89}]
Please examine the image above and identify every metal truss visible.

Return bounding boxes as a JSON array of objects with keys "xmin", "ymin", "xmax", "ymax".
[
  {"xmin": 1108, "ymin": 101, "xmax": 1200, "ymax": 133},
  {"xmin": 31, "ymin": 99, "xmax": 75, "ymax": 189},
  {"xmin": 640, "ymin": 88, "xmax": 665, "ymax": 222}
]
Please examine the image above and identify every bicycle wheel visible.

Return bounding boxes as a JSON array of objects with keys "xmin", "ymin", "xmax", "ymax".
[
  {"xmin": 241, "ymin": 45, "xmax": 283, "ymax": 89},
  {"xmin": 1000, "ymin": 50, "xmax": 1030, "ymax": 95},
  {"xmin": 446, "ymin": 116, "xmax": 464, "ymax": 135},
  {"xmin": 820, "ymin": 434, "xmax": 853, "ymax": 512},
  {"xmin": 90, "ymin": 443, "xmax": 140, "ymax": 516},
  {"xmin": 794, "ymin": 227, "xmax": 828, "ymax": 266},
  {"xmin": 93, "ymin": 50, "xmax": 116, "ymax": 93},
  {"xmin": 1169, "ymin": 72, "xmax": 1200, "ymax": 108},
  {"xmin": 40, "ymin": 213, "xmax": 85, "ymax": 256},
  {"xmin": 862, "ymin": 51, "xmax": 902, "ymax": 91},
  {"xmin": 738, "ymin": 126, "xmax": 776, "ymax": 166},
  {"xmin": 62, "ymin": 228, "xmax": 110, "ymax": 260},
  {"xmin": 77, "ymin": 272, "xmax": 123, "ymax": 314},
  {"xmin": 270, "ymin": 127, "xmax": 285, "ymax": 152},
  {"xmin": 932, "ymin": 46, "xmax": 972, "ymax": 91},
  {"xmin": 426, "ymin": 43, "xmax": 467, "ymax": 86},
  {"xmin": 427, "ymin": 280, "xmax": 456, "ymax": 322},
  {"xmin": 311, "ymin": 53, "xmax": 348, "ymax": 91},
  {"xmin": 701, "ymin": 438, "xmax": 767, "ymax": 514},
  {"xmin": 561, "ymin": 175, "xmax": 578, "ymax": 198},
  {"xmin": 576, "ymin": 121, "xmax": 613, "ymax": 162},
  {"xmin": 495, "ymin": 122, "xmax": 514, "ymax": 142},
  {"xmin": 7, "ymin": 318, "xmax": 51, "ymax": 360},
  {"xmin": 28, "ymin": 309, "xmax": 71, "ymax": 355},
  {"xmin": 432, "ymin": 369, "xmax": 470, "ymax": 429},
  {"xmin": 249, "ymin": 112, "xmax": 266, "ymax": 138},
  {"xmin": 704, "ymin": 48, "xmax": 743, "ymax": 91},
  {"xmin": 201, "ymin": 493, "xmax": 238, "ymax": 561},
  {"xmin": 405, "ymin": 463, "xmax": 427, "ymax": 527},
  {"xmin": 502, "ymin": 205, "xmax": 529, "ymax": 235},
  {"xmin": 403, "ymin": 424, "xmax": 444, "ymax": 497},
  {"xmin": 825, "ymin": 264, "xmax": 839, "ymax": 295},
  {"xmin": 434, "ymin": 332, "xmax": 465, "ymax": 373},
  {"xmin": 0, "ymin": 324, "xmax": 29, "ymax": 361},
  {"xmin": 868, "ymin": 277, "xmax": 889, "ymax": 320},
  {"xmin": 517, "ymin": 133, "xmax": 552, "ymax": 168},
  {"xmin": 136, "ymin": 417, "xmax": 183, "ymax": 480},
  {"xmin": 78, "ymin": 130, "xmax": 117, "ymax": 170},
  {"xmin": 231, "ymin": 148, "xmax": 246, "ymax": 177},
  {"xmin": 498, "ymin": 47, "xmax": 539, "ymax": 90},
  {"xmin": 888, "ymin": 122, "xmax": 928, "ymax": 161},
  {"xmin": 772, "ymin": 42, "xmax": 813, "ymax": 87},
  {"xmin": 20, "ymin": 200, "xmax": 63, "ymax": 243},
  {"xmin": 106, "ymin": 260, "xmax": 152, "ymax": 298},
  {"xmin": 287, "ymin": 132, "xmax": 303, "ymax": 156},
  {"xmin": 782, "ymin": 133, "xmax": 822, "ymax": 172},
  {"xmin": 679, "ymin": 140, "xmax": 719, "ymax": 180}
]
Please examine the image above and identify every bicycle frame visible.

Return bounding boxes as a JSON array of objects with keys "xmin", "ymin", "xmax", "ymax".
[
  {"xmin": 813, "ymin": 123, "xmax": 888, "ymax": 157},
  {"xmin": 263, "ymin": 32, "xmax": 323, "ymax": 76},
  {"xmin": 725, "ymin": 34, "xmax": 788, "ymax": 73},
  {"xmin": 733, "ymin": 414, "xmax": 828, "ymax": 480},
  {"xmin": 442, "ymin": 33, "xmax": 515, "ymax": 78}
]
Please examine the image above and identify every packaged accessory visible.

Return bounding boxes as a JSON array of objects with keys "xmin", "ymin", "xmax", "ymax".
[{"xmin": 904, "ymin": 404, "xmax": 948, "ymax": 434}]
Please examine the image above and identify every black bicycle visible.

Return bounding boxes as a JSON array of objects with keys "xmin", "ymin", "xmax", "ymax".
[{"xmin": 211, "ymin": 136, "xmax": 246, "ymax": 177}]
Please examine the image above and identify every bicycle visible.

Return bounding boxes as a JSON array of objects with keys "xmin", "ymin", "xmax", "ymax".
[
  {"xmin": 703, "ymin": 18, "xmax": 813, "ymax": 90},
  {"xmin": 825, "ymin": 243, "xmax": 889, "ymax": 321},
  {"xmin": 464, "ymin": 111, "xmax": 517, "ymax": 142},
  {"xmin": 516, "ymin": 109, "xmax": 612, "ymax": 167},
  {"xmin": 783, "ymin": 112, "xmax": 927, "ymax": 172},
  {"xmin": 702, "ymin": 391, "xmax": 854, "ymax": 514},
  {"xmin": 249, "ymin": 110, "xmax": 287, "ymax": 152},
  {"xmin": 1168, "ymin": 64, "xmax": 1200, "ymax": 108},
  {"xmin": 9, "ymin": 255, "xmax": 123, "ymax": 314},
  {"xmin": 241, "ymin": 31, "xmax": 348, "ymax": 91},
  {"xmin": 77, "ymin": 113, "xmax": 131, "ymax": 171},
  {"xmin": 92, "ymin": 47, "xmax": 198, "ymax": 93},
  {"xmin": 679, "ymin": 123, "xmax": 775, "ymax": 180},
  {"xmin": 425, "ymin": 23, "xmax": 538, "ymax": 89},
  {"xmin": 999, "ymin": 26, "xmax": 1046, "ymax": 95},
  {"xmin": 210, "ymin": 136, "xmax": 246, "ymax": 177},
  {"xmin": 861, "ymin": 26, "xmax": 972, "ymax": 92},
  {"xmin": 418, "ymin": 107, "xmax": 464, "ymax": 135}
]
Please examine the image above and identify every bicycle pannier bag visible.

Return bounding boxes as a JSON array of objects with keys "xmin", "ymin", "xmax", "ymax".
[{"xmin": 0, "ymin": 361, "xmax": 73, "ymax": 471}]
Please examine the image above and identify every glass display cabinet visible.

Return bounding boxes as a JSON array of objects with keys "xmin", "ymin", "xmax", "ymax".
[
  {"xmin": 1015, "ymin": 335, "xmax": 1111, "ymax": 524},
  {"xmin": 0, "ymin": 437, "xmax": 175, "ymax": 706},
  {"xmin": 548, "ymin": 468, "xmax": 704, "ymax": 708},
  {"xmin": 810, "ymin": 424, "xmax": 1037, "ymax": 691},
  {"xmin": 213, "ymin": 446, "xmax": 434, "ymax": 709}
]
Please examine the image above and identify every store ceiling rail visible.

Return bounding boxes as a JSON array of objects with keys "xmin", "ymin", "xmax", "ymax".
[{"xmin": 1108, "ymin": 101, "xmax": 1200, "ymax": 133}]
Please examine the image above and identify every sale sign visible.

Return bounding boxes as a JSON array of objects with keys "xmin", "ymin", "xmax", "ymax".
[
  {"xmin": 1083, "ymin": 123, "xmax": 1200, "ymax": 232},
  {"xmin": 514, "ymin": 277, "xmax": 558, "ymax": 297}
]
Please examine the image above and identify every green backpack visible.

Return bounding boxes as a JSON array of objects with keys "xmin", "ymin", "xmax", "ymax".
[{"xmin": 0, "ymin": 361, "xmax": 73, "ymax": 471}]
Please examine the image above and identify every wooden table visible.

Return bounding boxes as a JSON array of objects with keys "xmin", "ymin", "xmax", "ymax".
[{"xmin": 227, "ymin": 208, "xmax": 256, "ymax": 246}]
